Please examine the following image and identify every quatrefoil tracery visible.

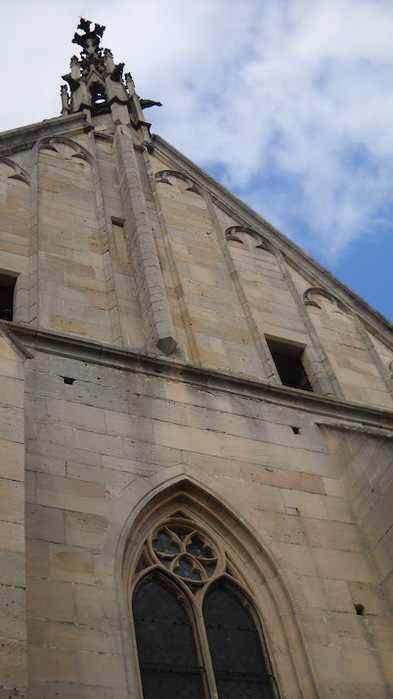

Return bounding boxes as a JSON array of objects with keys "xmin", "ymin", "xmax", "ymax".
[
  {"xmin": 135, "ymin": 519, "xmax": 228, "ymax": 588},
  {"xmin": 151, "ymin": 525, "xmax": 218, "ymax": 584}
]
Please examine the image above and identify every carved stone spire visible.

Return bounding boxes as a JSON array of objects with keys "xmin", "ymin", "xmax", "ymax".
[{"xmin": 60, "ymin": 19, "xmax": 162, "ymax": 123}]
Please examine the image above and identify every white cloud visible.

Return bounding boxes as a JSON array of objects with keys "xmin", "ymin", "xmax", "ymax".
[
  {"xmin": 135, "ymin": 0, "xmax": 393, "ymax": 262},
  {"xmin": 1, "ymin": 0, "xmax": 393, "ymax": 268}
]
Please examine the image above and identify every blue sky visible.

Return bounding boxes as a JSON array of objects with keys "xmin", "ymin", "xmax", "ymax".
[{"xmin": 1, "ymin": 0, "xmax": 392, "ymax": 321}]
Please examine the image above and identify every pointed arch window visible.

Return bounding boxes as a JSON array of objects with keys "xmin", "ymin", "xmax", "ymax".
[{"xmin": 127, "ymin": 516, "xmax": 279, "ymax": 698}]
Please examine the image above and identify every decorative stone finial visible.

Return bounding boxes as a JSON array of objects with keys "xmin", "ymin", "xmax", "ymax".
[
  {"xmin": 60, "ymin": 18, "xmax": 163, "ymax": 125},
  {"xmin": 72, "ymin": 18, "xmax": 106, "ymax": 60}
]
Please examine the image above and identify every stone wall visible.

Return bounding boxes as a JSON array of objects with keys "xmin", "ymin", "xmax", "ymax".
[
  {"xmin": 20, "ymin": 338, "xmax": 392, "ymax": 697},
  {"xmin": 0, "ymin": 326, "xmax": 29, "ymax": 696},
  {"xmin": 1, "ymin": 121, "xmax": 392, "ymax": 409},
  {"xmin": 0, "ymin": 97, "xmax": 392, "ymax": 696}
]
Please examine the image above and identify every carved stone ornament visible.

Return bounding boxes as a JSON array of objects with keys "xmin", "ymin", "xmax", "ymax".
[
  {"xmin": 60, "ymin": 19, "xmax": 162, "ymax": 121},
  {"xmin": 134, "ymin": 515, "xmax": 229, "ymax": 591},
  {"xmin": 225, "ymin": 225, "xmax": 274, "ymax": 252},
  {"xmin": 303, "ymin": 286, "xmax": 350, "ymax": 314},
  {"xmin": 72, "ymin": 18, "xmax": 106, "ymax": 62},
  {"xmin": 155, "ymin": 170, "xmax": 203, "ymax": 195}
]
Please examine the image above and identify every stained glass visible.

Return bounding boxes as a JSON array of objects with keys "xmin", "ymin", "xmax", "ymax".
[
  {"xmin": 136, "ymin": 555, "xmax": 146, "ymax": 573},
  {"xmin": 153, "ymin": 529, "xmax": 179, "ymax": 555},
  {"xmin": 171, "ymin": 527, "xmax": 188, "ymax": 541},
  {"xmin": 204, "ymin": 585, "xmax": 275, "ymax": 698},
  {"xmin": 150, "ymin": 525, "xmax": 217, "ymax": 583},
  {"xmin": 133, "ymin": 577, "xmax": 205, "ymax": 699},
  {"xmin": 176, "ymin": 555, "xmax": 203, "ymax": 581},
  {"xmin": 132, "ymin": 521, "xmax": 278, "ymax": 698},
  {"xmin": 187, "ymin": 534, "xmax": 214, "ymax": 559}
]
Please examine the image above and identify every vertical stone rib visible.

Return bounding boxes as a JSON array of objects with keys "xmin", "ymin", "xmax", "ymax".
[
  {"xmin": 276, "ymin": 252, "xmax": 344, "ymax": 397},
  {"xmin": 147, "ymin": 166, "xmax": 202, "ymax": 366},
  {"xmin": 88, "ymin": 131, "xmax": 122, "ymax": 346},
  {"xmin": 206, "ymin": 195, "xmax": 274, "ymax": 381},
  {"xmin": 113, "ymin": 125, "xmax": 176, "ymax": 355},
  {"xmin": 354, "ymin": 317, "xmax": 393, "ymax": 398},
  {"xmin": 30, "ymin": 146, "xmax": 40, "ymax": 327}
]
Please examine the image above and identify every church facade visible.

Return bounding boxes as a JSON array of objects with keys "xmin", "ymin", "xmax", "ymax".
[{"xmin": 0, "ymin": 20, "xmax": 392, "ymax": 698}]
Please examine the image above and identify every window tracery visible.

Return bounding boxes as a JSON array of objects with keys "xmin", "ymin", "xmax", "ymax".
[
  {"xmin": 138, "ymin": 521, "xmax": 220, "ymax": 585},
  {"xmin": 128, "ymin": 513, "xmax": 278, "ymax": 698}
]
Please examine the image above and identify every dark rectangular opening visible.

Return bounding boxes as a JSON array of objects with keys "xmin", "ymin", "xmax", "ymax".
[
  {"xmin": 62, "ymin": 376, "xmax": 75, "ymax": 385},
  {"xmin": 267, "ymin": 338, "xmax": 313, "ymax": 392},
  {"xmin": 0, "ymin": 274, "xmax": 17, "ymax": 321}
]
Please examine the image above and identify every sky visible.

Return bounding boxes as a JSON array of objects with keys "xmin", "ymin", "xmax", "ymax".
[{"xmin": 1, "ymin": 0, "xmax": 392, "ymax": 322}]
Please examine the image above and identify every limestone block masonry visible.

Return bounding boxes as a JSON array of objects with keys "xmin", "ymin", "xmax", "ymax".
[{"xmin": 0, "ymin": 19, "xmax": 392, "ymax": 698}]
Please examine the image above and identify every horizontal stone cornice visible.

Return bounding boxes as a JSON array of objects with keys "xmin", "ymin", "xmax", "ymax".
[
  {"xmin": 0, "ymin": 113, "xmax": 88, "ymax": 157},
  {"xmin": 9, "ymin": 323, "xmax": 393, "ymax": 432}
]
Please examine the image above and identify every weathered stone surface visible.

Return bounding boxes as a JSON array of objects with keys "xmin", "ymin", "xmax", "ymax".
[{"xmin": 0, "ymin": 19, "xmax": 392, "ymax": 698}]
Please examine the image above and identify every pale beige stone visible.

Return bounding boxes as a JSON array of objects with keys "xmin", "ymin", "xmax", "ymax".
[
  {"xmin": 0, "ymin": 479, "xmax": 24, "ymax": 524},
  {"xmin": 27, "ymin": 580, "xmax": 74, "ymax": 623},
  {"xmin": 0, "ymin": 23, "xmax": 392, "ymax": 698},
  {"xmin": 0, "ymin": 640, "xmax": 27, "ymax": 688},
  {"xmin": 0, "ymin": 521, "xmax": 24, "ymax": 552},
  {"xmin": 0, "ymin": 438, "xmax": 25, "ymax": 480},
  {"xmin": 341, "ymin": 647, "xmax": 384, "ymax": 685},
  {"xmin": 28, "ymin": 646, "xmax": 78, "ymax": 682},
  {"xmin": 36, "ymin": 474, "xmax": 105, "ymax": 515},
  {"xmin": 0, "ymin": 584, "xmax": 26, "ymax": 640},
  {"xmin": 49, "ymin": 544, "xmax": 95, "ymax": 583}
]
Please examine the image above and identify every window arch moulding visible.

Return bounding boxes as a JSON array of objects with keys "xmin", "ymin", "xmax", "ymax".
[
  {"xmin": 155, "ymin": 169, "xmax": 204, "ymax": 197},
  {"xmin": 121, "ymin": 481, "xmax": 317, "ymax": 698},
  {"xmin": 0, "ymin": 157, "xmax": 31, "ymax": 187},
  {"xmin": 225, "ymin": 225, "xmax": 277, "ymax": 254},
  {"xmin": 37, "ymin": 136, "xmax": 95, "ymax": 166},
  {"xmin": 303, "ymin": 287, "xmax": 351, "ymax": 316}
]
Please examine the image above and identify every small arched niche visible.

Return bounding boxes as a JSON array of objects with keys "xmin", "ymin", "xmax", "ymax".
[
  {"xmin": 303, "ymin": 287, "xmax": 350, "ymax": 317},
  {"xmin": 38, "ymin": 136, "xmax": 94, "ymax": 168},
  {"xmin": 122, "ymin": 481, "xmax": 315, "ymax": 698},
  {"xmin": 155, "ymin": 169, "xmax": 204, "ymax": 197},
  {"xmin": 225, "ymin": 226, "xmax": 275, "ymax": 253},
  {"xmin": 0, "ymin": 157, "xmax": 30, "ymax": 189}
]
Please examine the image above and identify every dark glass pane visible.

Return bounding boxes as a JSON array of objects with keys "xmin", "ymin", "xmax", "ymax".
[
  {"xmin": 204, "ymin": 563, "xmax": 216, "ymax": 578},
  {"xmin": 153, "ymin": 529, "xmax": 179, "ymax": 555},
  {"xmin": 187, "ymin": 534, "xmax": 214, "ymax": 559},
  {"xmin": 171, "ymin": 527, "xmax": 189, "ymax": 541},
  {"xmin": 187, "ymin": 534, "xmax": 213, "ymax": 558},
  {"xmin": 136, "ymin": 554, "xmax": 146, "ymax": 573},
  {"xmin": 216, "ymin": 677, "xmax": 274, "ymax": 699},
  {"xmin": 204, "ymin": 586, "xmax": 275, "ymax": 699},
  {"xmin": 133, "ymin": 577, "xmax": 205, "ymax": 699},
  {"xmin": 141, "ymin": 670, "xmax": 205, "ymax": 699},
  {"xmin": 177, "ymin": 555, "xmax": 202, "ymax": 581}
]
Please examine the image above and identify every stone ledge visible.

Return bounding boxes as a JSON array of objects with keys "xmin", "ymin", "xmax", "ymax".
[
  {"xmin": 7, "ymin": 322, "xmax": 393, "ymax": 431},
  {"xmin": 0, "ymin": 113, "xmax": 87, "ymax": 157}
]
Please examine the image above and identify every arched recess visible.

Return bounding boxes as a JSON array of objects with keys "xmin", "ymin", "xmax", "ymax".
[
  {"xmin": 155, "ymin": 169, "xmax": 204, "ymax": 197},
  {"xmin": 0, "ymin": 157, "xmax": 31, "ymax": 323},
  {"xmin": 303, "ymin": 286, "xmax": 392, "ymax": 405},
  {"xmin": 37, "ymin": 135, "xmax": 94, "ymax": 166},
  {"xmin": 153, "ymin": 170, "xmax": 266, "ymax": 374},
  {"xmin": 35, "ymin": 134, "xmax": 117, "ymax": 342},
  {"xmin": 303, "ymin": 287, "xmax": 350, "ymax": 316},
  {"xmin": 0, "ymin": 156, "xmax": 31, "ymax": 187},
  {"xmin": 120, "ymin": 478, "xmax": 317, "ymax": 698},
  {"xmin": 225, "ymin": 225, "xmax": 277, "ymax": 254}
]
